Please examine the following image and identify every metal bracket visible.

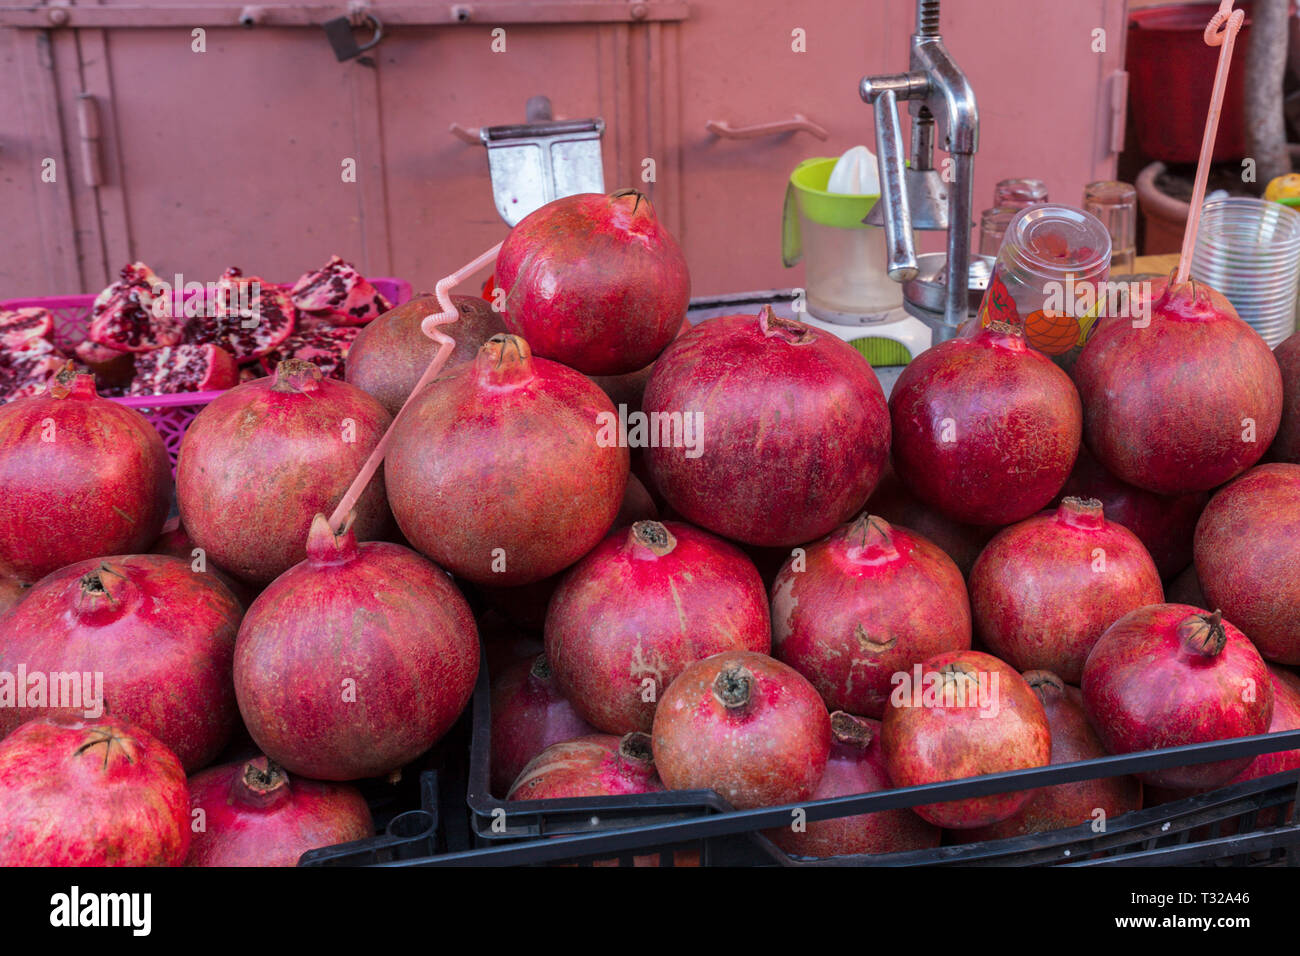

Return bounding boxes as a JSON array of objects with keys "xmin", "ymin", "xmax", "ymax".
[{"xmin": 322, "ymin": 11, "xmax": 384, "ymax": 61}]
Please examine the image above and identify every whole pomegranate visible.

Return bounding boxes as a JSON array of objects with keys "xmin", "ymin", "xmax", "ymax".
[
  {"xmin": 770, "ymin": 513, "xmax": 971, "ymax": 718},
  {"xmin": 881, "ymin": 649, "xmax": 1051, "ymax": 829},
  {"xmin": 0, "ymin": 554, "xmax": 242, "ymax": 771},
  {"xmin": 0, "ymin": 368, "xmax": 170, "ymax": 583},
  {"xmin": 766, "ymin": 712, "xmax": 940, "ymax": 858},
  {"xmin": 0, "ymin": 715, "xmax": 190, "ymax": 866},
  {"xmin": 234, "ymin": 514, "xmax": 479, "ymax": 781},
  {"xmin": 177, "ymin": 359, "xmax": 392, "ymax": 584},
  {"xmin": 1072, "ymin": 276, "xmax": 1282, "ymax": 494},
  {"xmin": 651, "ymin": 650, "xmax": 830, "ymax": 810},
  {"xmin": 1054, "ymin": 445, "xmax": 1208, "ymax": 579},
  {"xmin": 1081, "ymin": 604, "xmax": 1273, "ymax": 789},
  {"xmin": 969, "ymin": 498, "xmax": 1163, "ymax": 684},
  {"xmin": 386, "ymin": 334, "xmax": 628, "ymax": 586},
  {"xmin": 864, "ymin": 464, "xmax": 997, "ymax": 577},
  {"xmin": 890, "ymin": 320, "xmax": 1082, "ymax": 526},
  {"xmin": 1274, "ymin": 330, "xmax": 1300, "ymax": 463},
  {"xmin": 955, "ymin": 671, "xmax": 1142, "ymax": 842},
  {"xmin": 644, "ymin": 307, "xmax": 890, "ymax": 547},
  {"xmin": 506, "ymin": 733, "xmax": 663, "ymax": 800},
  {"xmin": 1194, "ymin": 463, "xmax": 1300, "ymax": 663},
  {"xmin": 546, "ymin": 520, "xmax": 771, "ymax": 734},
  {"xmin": 491, "ymin": 653, "xmax": 596, "ymax": 796},
  {"xmin": 186, "ymin": 756, "xmax": 373, "ymax": 866},
  {"xmin": 346, "ymin": 293, "xmax": 505, "ymax": 416},
  {"xmin": 496, "ymin": 189, "xmax": 690, "ymax": 375}
]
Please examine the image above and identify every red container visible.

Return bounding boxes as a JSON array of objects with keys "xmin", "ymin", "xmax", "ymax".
[
  {"xmin": 1126, "ymin": 2, "xmax": 1251, "ymax": 164},
  {"xmin": 1, "ymin": 278, "xmax": 411, "ymax": 473}
]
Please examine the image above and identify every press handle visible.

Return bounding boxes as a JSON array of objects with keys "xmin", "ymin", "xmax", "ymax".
[{"xmin": 870, "ymin": 88, "xmax": 918, "ymax": 282}]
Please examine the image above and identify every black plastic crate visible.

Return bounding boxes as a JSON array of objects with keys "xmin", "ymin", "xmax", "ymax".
[{"xmin": 410, "ymin": 725, "xmax": 1300, "ymax": 867}]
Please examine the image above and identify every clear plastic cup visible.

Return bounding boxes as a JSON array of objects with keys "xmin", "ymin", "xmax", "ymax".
[
  {"xmin": 979, "ymin": 206, "xmax": 1019, "ymax": 257},
  {"xmin": 994, "ymin": 178, "xmax": 1049, "ymax": 209},
  {"xmin": 1190, "ymin": 198, "xmax": 1300, "ymax": 347},
  {"xmin": 1083, "ymin": 181, "xmax": 1137, "ymax": 276},
  {"xmin": 971, "ymin": 203, "xmax": 1112, "ymax": 359}
]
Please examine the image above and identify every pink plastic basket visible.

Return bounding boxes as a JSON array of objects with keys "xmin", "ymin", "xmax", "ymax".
[{"xmin": 1, "ymin": 278, "xmax": 412, "ymax": 472}]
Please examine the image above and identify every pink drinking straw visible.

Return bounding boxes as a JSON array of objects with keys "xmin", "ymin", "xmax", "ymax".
[
  {"xmin": 328, "ymin": 241, "xmax": 503, "ymax": 533},
  {"xmin": 1175, "ymin": 0, "xmax": 1246, "ymax": 286}
]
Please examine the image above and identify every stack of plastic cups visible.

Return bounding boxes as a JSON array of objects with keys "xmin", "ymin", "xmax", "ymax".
[{"xmin": 1190, "ymin": 197, "xmax": 1300, "ymax": 346}]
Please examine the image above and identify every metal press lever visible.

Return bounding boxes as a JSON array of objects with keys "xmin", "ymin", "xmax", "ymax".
[{"xmin": 861, "ymin": 83, "xmax": 918, "ymax": 281}]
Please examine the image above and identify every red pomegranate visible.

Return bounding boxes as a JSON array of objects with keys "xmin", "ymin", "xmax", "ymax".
[
  {"xmin": 491, "ymin": 654, "xmax": 596, "ymax": 796},
  {"xmin": 177, "ymin": 359, "xmax": 392, "ymax": 584},
  {"xmin": 864, "ymin": 464, "xmax": 997, "ymax": 577},
  {"xmin": 386, "ymin": 334, "xmax": 628, "ymax": 586},
  {"xmin": 129, "ymin": 343, "xmax": 239, "ymax": 395},
  {"xmin": 881, "ymin": 649, "xmax": 1051, "ymax": 829},
  {"xmin": 496, "ymin": 189, "xmax": 690, "ymax": 376},
  {"xmin": 258, "ymin": 325, "xmax": 359, "ymax": 381},
  {"xmin": 1072, "ymin": 276, "xmax": 1282, "ymax": 494},
  {"xmin": 0, "ymin": 554, "xmax": 242, "ymax": 771},
  {"xmin": 1275, "ymin": 331, "xmax": 1300, "ymax": 463},
  {"xmin": 889, "ymin": 319, "xmax": 1082, "ymax": 526},
  {"xmin": 234, "ymin": 514, "xmax": 479, "ymax": 781},
  {"xmin": 546, "ymin": 521, "xmax": 771, "ymax": 734},
  {"xmin": 0, "ymin": 715, "xmax": 190, "ymax": 866},
  {"xmin": 0, "ymin": 369, "xmax": 170, "ymax": 584},
  {"xmin": 346, "ymin": 294, "xmax": 506, "ymax": 416},
  {"xmin": 1194, "ymin": 463, "xmax": 1300, "ymax": 663},
  {"xmin": 1054, "ymin": 445, "xmax": 1208, "ymax": 579},
  {"xmin": 766, "ymin": 712, "xmax": 940, "ymax": 858},
  {"xmin": 1081, "ymin": 604, "xmax": 1273, "ymax": 789},
  {"xmin": 643, "ymin": 307, "xmax": 890, "ymax": 547},
  {"xmin": 968, "ymin": 498, "xmax": 1163, "ymax": 684},
  {"xmin": 506, "ymin": 733, "xmax": 663, "ymax": 800},
  {"xmin": 614, "ymin": 472, "xmax": 658, "ymax": 527},
  {"xmin": 186, "ymin": 755, "xmax": 373, "ymax": 866},
  {"xmin": 770, "ymin": 513, "xmax": 971, "ymax": 718},
  {"xmin": 955, "ymin": 672, "xmax": 1142, "ymax": 842},
  {"xmin": 651, "ymin": 650, "xmax": 830, "ymax": 809}
]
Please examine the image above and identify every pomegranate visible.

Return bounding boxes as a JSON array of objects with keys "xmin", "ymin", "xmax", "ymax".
[
  {"xmin": 386, "ymin": 334, "xmax": 628, "ymax": 586},
  {"xmin": 0, "ymin": 339, "xmax": 75, "ymax": 401},
  {"xmin": 89, "ymin": 262, "xmax": 182, "ymax": 352},
  {"xmin": 186, "ymin": 755, "xmax": 373, "ymax": 866},
  {"xmin": 881, "ymin": 649, "xmax": 1051, "ymax": 829},
  {"xmin": 491, "ymin": 653, "xmax": 596, "ymax": 796},
  {"xmin": 0, "ymin": 368, "xmax": 170, "ymax": 584},
  {"xmin": 614, "ymin": 472, "xmax": 658, "ymax": 527},
  {"xmin": 506, "ymin": 733, "xmax": 663, "ymax": 800},
  {"xmin": 1274, "ymin": 330, "xmax": 1300, "ymax": 462},
  {"xmin": 651, "ymin": 650, "xmax": 830, "ymax": 809},
  {"xmin": 0, "ymin": 307, "xmax": 54, "ymax": 347},
  {"xmin": 864, "ymin": 464, "xmax": 997, "ymax": 577},
  {"xmin": 770, "ymin": 513, "xmax": 971, "ymax": 718},
  {"xmin": 546, "ymin": 520, "xmax": 771, "ymax": 734},
  {"xmin": 0, "ymin": 715, "xmax": 190, "ymax": 866},
  {"xmin": 0, "ymin": 553, "xmax": 242, "ymax": 770},
  {"xmin": 73, "ymin": 339, "xmax": 134, "ymax": 390},
  {"xmin": 766, "ymin": 712, "xmax": 940, "ymax": 858},
  {"xmin": 496, "ymin": 189, "xmax": 690, "ymax": 375},
  {"xmin": 129, "ymin": 343, "xmax": 239, "ymax": 395},
  {"xmin": 890, "ymin": 319, "xmax": 1082, "ymax": 526},
  {"xmin": 289, "ymin": 255, "xmax": 390, "ymax": 325},
  {"xmin": 258, "ymin": 325, "xmax": 361, "ymax": 380},
  {"xmin": 183, "ymin": 267, "xmax": 295, "ymax": 363},
  {"xmin": 644, "ymin": 307, "xmax": 890, "ymax": 547},
  {"xmin": 1073, "ymin": 276, "xmax": 1282, "ymax": 494},
  {"xmin": 346, "ymin": 294, "xmax": 505, "ymax": 416},
  {"xmin": 1194, "ymin": 463, "xmax": 1300, "ymax": 663},
  {"xmin": 1054, "ymin": 445, "xmax": 1208, "ymax": 579},
  {"xmin": 955, "ymin": 671, "xmax": 1142, "ymax": 842},
  {"xmin": 234, "ymin": 514, "xmax": 479, "ymax": 781},
  {"xmin": 177, "ymin": 359, "xmax": 392, "ymax": 584},
  {"xmin": 1081, "ymin": 604, "xmax": 1273, "ymax": 789},
  {"xmin": 969, "ymin": 498, "xmax": 1163, "ymax": 684}
]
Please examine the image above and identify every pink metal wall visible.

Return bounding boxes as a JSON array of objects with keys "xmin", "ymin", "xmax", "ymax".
[{"xmin": 0, "ymin": 0, "xmax": 1128, "ymax": 300}]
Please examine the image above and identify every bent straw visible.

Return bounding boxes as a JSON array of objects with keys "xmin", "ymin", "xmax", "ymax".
[
  {"xmin": 327, "ymin": 241, "xmax": 503, "ymax": 533},
  {"xmin": 1175, "ymin": 0, "xmax": 1246, "ymax": 286}
]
